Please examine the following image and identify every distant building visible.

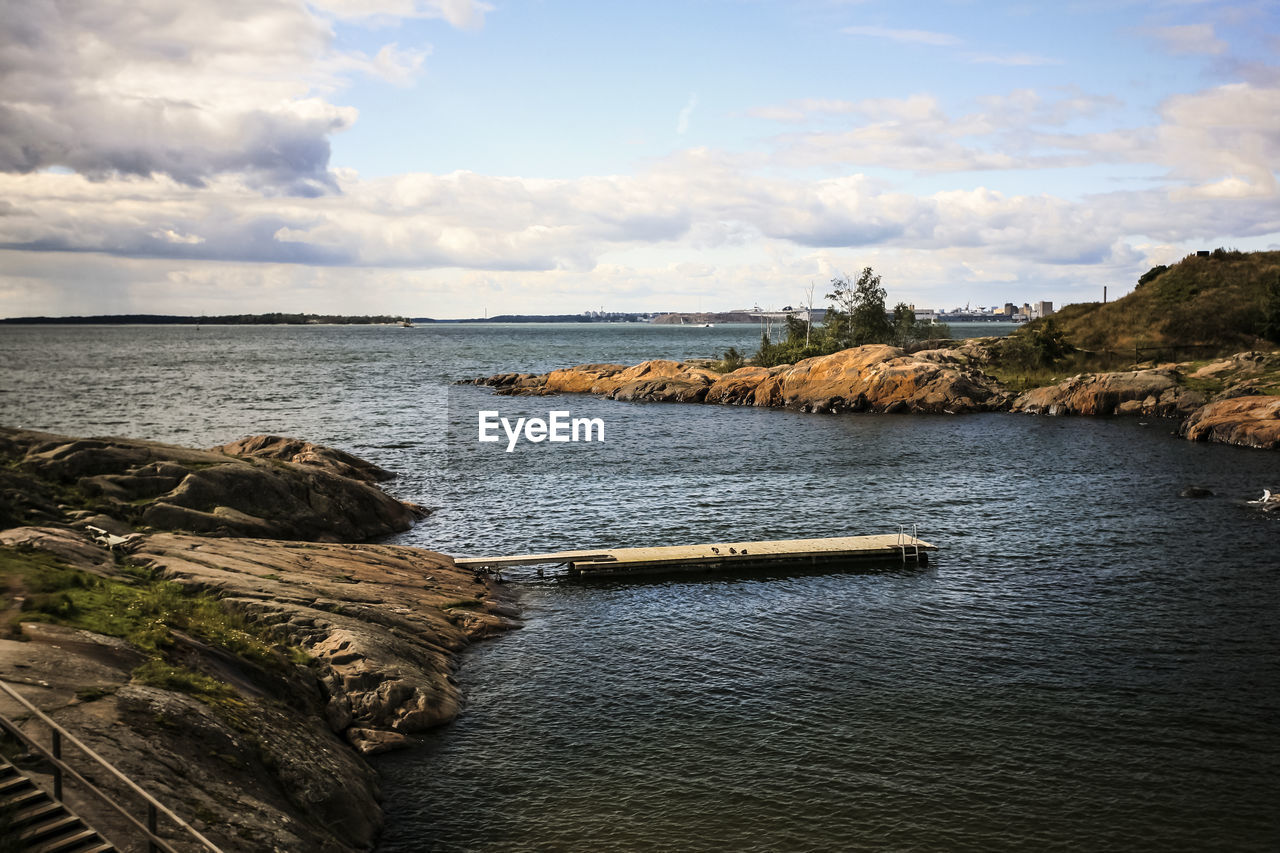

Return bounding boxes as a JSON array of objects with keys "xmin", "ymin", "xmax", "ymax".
[{"xmin": 1035, "ymin": 300, "xmax": 1054, "ymax": 317}]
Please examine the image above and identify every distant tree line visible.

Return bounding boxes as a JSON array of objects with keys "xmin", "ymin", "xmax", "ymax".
[{"xmin": 0, "ymin": 314, "xmax": 420, "ymax": 325}]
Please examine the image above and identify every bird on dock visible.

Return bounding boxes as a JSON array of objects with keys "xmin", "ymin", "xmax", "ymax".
[
  {"xmin": 711, "ymin": 547, "xmax": 720, "ymax": 554},
  {"xmin": 730, "ymin": 548, "xmax": 737, "ymax": 554},
  {"xmin": 1246, "ymin": 489, "xmax": 1278, "ymax": 511}
]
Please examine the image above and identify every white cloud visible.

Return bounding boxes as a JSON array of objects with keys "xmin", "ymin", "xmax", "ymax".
[
  {"xmin": 965, "ymin": 52, "xmax": 1062, "ymax": 66},
  {"xmin": 841, "ymin": 25, "xmax": 961, "ymax": 46},
  {"xmin": 3, "ymin": 136, "xmax": 1275, "ymax": 287},
  {"xmin": 1147, "ymin": 23, "xmax": 1228, "ymax": 55},
  {"xmin": 152, "ymin": 229, "xmax": 205, "ymax": 244},
  {"xmin": 676, "ymin": 93, "xmax": 699, "ymax": 135},
  {"xmin": 313, "ymin": 0, "xmax": 492, "ymax": 31}
]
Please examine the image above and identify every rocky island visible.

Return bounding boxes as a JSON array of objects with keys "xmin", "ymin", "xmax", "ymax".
[
  {"xmin": 0, "ymin": 428, "xmax": 518, "ymax": 851},
  {"xmin": 468, "ymin": 251, "xmax": 1280, "ymax": 450},
  {"xmin": 468, "ymin": 344, "xmax": 1280, "ymax": 450}
]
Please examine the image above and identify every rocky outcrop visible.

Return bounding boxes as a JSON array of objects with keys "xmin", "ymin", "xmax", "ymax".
[
  {"xmin": 211, "ymin": 435, "xmax": 397, "ymax": 484},
  {"xmin": 544, "ymin": 363, "xmax": 626, "ymax": 393},
  {"xmin": 765, "ymin": 345, "xmax": 1005, "ymax": 413},
  {"xmin": 470, "ymin": 344, "xmax": 1008, "ymax": 414},
  {"xmin": 1, "ymin": 526, "xmax": 515, "ymax": 851},
  {"xmin": 130, "ymin": 533, "xmax": 517, "ymax": 752},
  {"xmin": 467, "ymin": 344, "xmax": 1280, "ymax": 449},
  {"xmin": 1182, "ymin": 395, "xmax": 1280, "ymax": 449},
  {"xmin": 0, "ymin": 428, "xmax": 423, "ymax": 541},
  {"xmin": 0, "ymin": 428, "xmax": 515, "ymax": 850},
  {"xmin": 1186, "ymin": 351, "xmax": 1280, "ymax": 398},
  {"xmin": 1010, "ymin": 369, "xmax": 1206, "ymax": 417}
]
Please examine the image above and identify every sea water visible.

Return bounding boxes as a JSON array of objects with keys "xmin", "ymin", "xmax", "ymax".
[{"xmin": 2, "ymin": 323, "xmax": 1277, "ymax": 851}]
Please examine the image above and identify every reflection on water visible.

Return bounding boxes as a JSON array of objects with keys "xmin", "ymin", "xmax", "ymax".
[{"xmin": 2, "ymin": 323, "xmax": 1278, "ymax": 851}]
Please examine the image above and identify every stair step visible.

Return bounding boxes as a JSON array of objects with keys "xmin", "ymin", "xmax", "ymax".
[
  {"xmin": 2, "ymin": 786, "xmax": 49, "ymax": 812},
  {"xmin": 33, "ymin": 827, "xmax": 104, "ymax": 853},
  {"xmin": 0, "ymin": 772, "xmax": 37, "ymax": 796},
  {"xmin": 9, "ymin": 800, "xmax": 67, "ymax": 831},
  {"xmin": 21, "ymin": 813, "xmax": 84, "ymax": 845}
]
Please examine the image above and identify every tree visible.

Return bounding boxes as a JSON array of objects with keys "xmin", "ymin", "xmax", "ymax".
[
  {"xmin": 802, "ymin": 281, "xmax": 816, "ymax": 348},
  {"xmin": 892, "ymin": 303, "xmax": 916, "ymax": 347},
  {"xmin": 826, "ymin": 267, "xmax": 891, "ymax": 349}
]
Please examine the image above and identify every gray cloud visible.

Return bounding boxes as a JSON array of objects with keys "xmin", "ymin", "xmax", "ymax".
[{"xmin": 0, "ymin": 0, "xmax": 449, "ymax": 193}]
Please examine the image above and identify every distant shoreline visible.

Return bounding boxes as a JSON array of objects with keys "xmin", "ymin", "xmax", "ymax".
[
  {"xmin": 0, "ymin": 312, "xmax": 662, "ymax": 325},
  {"xmin": 0, "ymin": 312, "xmax": 1022, "ymax": 326},
  {"xmin": 0, "ymin": 313, "xmax": 410, "ymax": 325}
]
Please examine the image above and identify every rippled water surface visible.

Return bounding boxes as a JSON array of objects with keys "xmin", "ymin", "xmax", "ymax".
[{"xmin": 3, "ymin": 323, "xmax": 1278, "ymax": 851}]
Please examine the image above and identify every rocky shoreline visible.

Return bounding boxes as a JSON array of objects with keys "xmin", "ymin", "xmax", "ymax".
[
  {"xmin": 466, "ymin": 343, "xmax": 1280, "ymax": 450},
  {"xmin": 0, "ymin": 427, "xmax": 517, "ymax": 851}
]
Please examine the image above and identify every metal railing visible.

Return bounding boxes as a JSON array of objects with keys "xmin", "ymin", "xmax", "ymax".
[
  {"xmin": 0, "ymin": 678, "xmax": 223, "ymax": 853},
  {"xmin": 896, "ymin": 523, "xmax": 920, "ymax": 563}
]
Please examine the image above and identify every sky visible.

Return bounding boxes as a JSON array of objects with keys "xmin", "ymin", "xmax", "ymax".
[{"xmin": 1, "ymin": 0, "xmax": 1278, "ymax": 319}]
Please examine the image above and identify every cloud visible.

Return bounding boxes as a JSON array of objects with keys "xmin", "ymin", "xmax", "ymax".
[
  {"xmin": 749, "ymin": 94, "xmax": 940, "ymax": 124},
  {"xmin": 313, "ymin": 0, "xmax": 492, "ymax": 31},
  {"xmin": 676, "ymin": 93, "xmax": 699, "ymax": 135},
  {"xmin": 0, "ymin": 1, "xmax": 461, "ymax": 193},
  {"xmin": 841, "ymin": 25, "xmax": 961, "ymax": 46},
  {"xmin": 1146, "ymin": 23, "xmax": 1228, "ymax": 55},
  {"xmin": 4, "ymin": 135, "xmax": 1275, "ymax": 286},
  {"xmin": 839, "ymin": 25, "xmax": 962, "ymax": 45},
  {"xmin": 965, "ymin": 52, "xmax": 1062, "ymax": 66},
  {"xmin": 754, "ymin": 79, "xmax": 1277, "ymax": 197}
]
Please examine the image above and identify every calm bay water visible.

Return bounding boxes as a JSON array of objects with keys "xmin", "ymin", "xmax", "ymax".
[{"xmin": 2, "ymin": 323, "xmax": 1278, "ymax": 851}]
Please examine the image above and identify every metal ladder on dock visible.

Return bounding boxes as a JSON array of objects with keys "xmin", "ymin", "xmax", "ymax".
[
  {"xmin": 0, "ymin": 754, "xmax": 115, "ymax": 853},
  {"xmin": 896, "ymin": 523, "xmax": 921, "ymax": 563}
]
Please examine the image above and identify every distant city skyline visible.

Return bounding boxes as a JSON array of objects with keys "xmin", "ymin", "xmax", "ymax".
[{"xmin": 1, "ymin": 2, "xmax": 1277, "ymax": 319}]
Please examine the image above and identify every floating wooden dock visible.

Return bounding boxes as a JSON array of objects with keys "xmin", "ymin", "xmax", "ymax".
[{"xmin": 454, "ymin": 532, "xmax": 937, "ymax": 577}]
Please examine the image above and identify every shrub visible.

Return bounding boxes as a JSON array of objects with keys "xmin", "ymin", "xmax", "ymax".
[{"xmin": 718, "ymin": 346, "xmax": 746, "ymax": 372}]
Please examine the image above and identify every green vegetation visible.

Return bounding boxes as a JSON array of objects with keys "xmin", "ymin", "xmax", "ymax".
[
  {"xmin": 752, "ymin": 267, "xmax": 951, "ymax": 366},
  {"xmin": 717, "ymin": 346, "xmax": 746, "ymax": 372},
  {"xmin": 997, "ymin": 318, "xmax": 1075, "ymax": 369},
  {"xmin": 1050, "ymin": 249, "xmax": 1280, "ymax": 354},
  {"xmin": 978, "ymin": 319, "xmax": 1079, "ymax": 392},
  {"xmin": 827, "ymin": 267, "xmax": 893, "ymax": 349},
  {"xmin": 1261, "ymin": 272, "xmax": 1280, "ymax": 345},
  {"xmin": 2, "ymin": 546, "xmax": 301, "ymax": 706}
]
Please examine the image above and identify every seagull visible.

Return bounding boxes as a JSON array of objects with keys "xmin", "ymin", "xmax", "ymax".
[
  {"xmin": 711, "ymin": 547, "xmax": 720, "ymax": 554},
  {"xmin": 1246, "ymin": 489, "xmax": 1273, "ymax": 505}
]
